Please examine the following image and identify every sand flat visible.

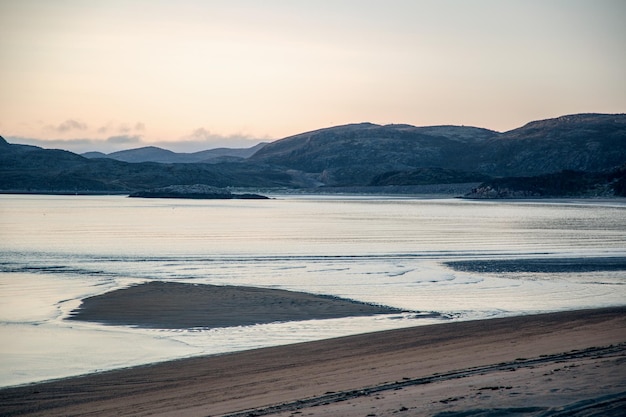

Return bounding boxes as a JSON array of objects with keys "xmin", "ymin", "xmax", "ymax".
[
  {"xmin": 66, "ymin": 281, "xmax": 409, "ymax": 328},
  {"xmin": 445, "ymin": 256, "xmax": 626, "ymax": 273},
  {"xmin": 1, "ymin": 307, "xmax": 625, "ymax": 416}
]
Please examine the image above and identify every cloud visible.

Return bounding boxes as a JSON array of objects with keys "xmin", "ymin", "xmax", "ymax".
[
  {"xmin": 106, "ymin": 135, "xmax": 142, "ymax": 145},
  {"xmin": 47, "ymin": 119, "xmax": 88, "ymax": 133},
  {"xmin": 5, "ymin": 127, "xmax": 269, "ymax": 154},
  {"xmin": 183, "ymin": 128, "xmax": 263, "ymax": 144},
  {"xmin": 187, "ymin": 128, "xmax": 214, "ymax": 141},
  {"xmin": 161, "ymin": 128, "xmax": 269, "ymax": 152},
  {"xmin": 97, "ymin": 121, "xmax": 146, "ymax": 135}
]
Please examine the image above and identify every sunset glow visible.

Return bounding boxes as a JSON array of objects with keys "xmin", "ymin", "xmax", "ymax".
[{"xmin": 1, "ymin": 0, "xmax": 624, "ymax": 153}]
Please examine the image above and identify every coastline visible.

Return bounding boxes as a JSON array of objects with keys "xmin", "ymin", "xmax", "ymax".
[{"xmin": 2, "ymin": 306, "xmax": 624, "ymax": 417}]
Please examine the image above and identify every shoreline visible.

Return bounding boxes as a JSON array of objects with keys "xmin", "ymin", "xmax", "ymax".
[
  {"xmin": 3, "ymin": 189, "xmax": 626, "ymax": 202},
  {"xmin": 2, "ymin": 306, "xmax": 625, "ymax": 416}
]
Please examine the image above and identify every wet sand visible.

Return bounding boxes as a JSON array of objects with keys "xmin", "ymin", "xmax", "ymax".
[
  {"xmin": 445, "ymin": 256, "xmax": 626, "ymax": 273},
  {"xmin": 67, "ymin": 281, "xmax": 410, "ymax": 328},
  {"xmin": 1, "ymin": 306, "xmax": 625, "ymax": 417}
]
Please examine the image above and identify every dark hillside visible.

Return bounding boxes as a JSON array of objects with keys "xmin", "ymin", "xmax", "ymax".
[
  {"xmin": 251, "ymin": 123, "xmax": 498, "ymax": 171},
  {"xmin": 250, "ymin": 114, "xmax": 626, "ymax": 186},
  {"xmin": 476, "ymin": 114, "xmax": 626, "ymax": 176},
  {"xmin": 250, "ymin": 123, "xmax": 498, "ymax": 185},
  {"xmin": 0, "ymin": 142, "xmax": 292, "ymax": 192},
  {"xmin": 2, "ymin": 113, "xmax": 625, "ymax": 194},
  {"xmin": 370, "ymin": 168, "xmax": 491, "ymax": 186},
  {"xmin": 465, "ymin": 166, "xmax": 626, "ymax": 198}
]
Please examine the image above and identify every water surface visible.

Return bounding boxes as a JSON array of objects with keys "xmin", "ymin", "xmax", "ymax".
[{"xmin": 1, "ymin": 195, "xmax": 624, "ymax": 387}]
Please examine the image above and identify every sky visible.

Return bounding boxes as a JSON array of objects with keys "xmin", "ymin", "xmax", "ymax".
[{"xmin": 1, "ymin": 0, "xmax": 625, "ymax": 154}]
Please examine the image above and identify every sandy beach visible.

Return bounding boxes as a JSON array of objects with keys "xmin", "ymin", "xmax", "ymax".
[{"xmin": 1, "ymin": 305, "xmax": 625, "ymax": 417}]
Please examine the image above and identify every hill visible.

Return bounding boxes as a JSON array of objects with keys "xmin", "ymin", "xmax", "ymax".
[
  {"xmin": 1, "ymin": 113, "xmax": 625, "ymax": 196},
  {"xmin": 250, "ymin": 114, "xmax": 626, "ymax": 186},
  {"xmin": 250, "ymin": 123, "xmax": 499, "ymax": 186},
  {"xmin": 0, "ymin": 140, "xmax": 291, "ymax": 193},
  {"xmin": 465, "ymin": 166, "xmax": 626, "ymax": 198},
  {"xmin": 473, "ymin": 113, "xmax": 626, "ymax": 176},
  {"xmin": 83, "ymin": 143, "xmax": 267, "ymax": 164}
]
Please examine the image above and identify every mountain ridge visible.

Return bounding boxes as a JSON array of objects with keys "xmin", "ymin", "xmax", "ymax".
[
  {"xmin": 1, "ymin": 113, "xmax": 625, "ymax": 196},
  {"xmin": 249, "ymin": 114, "xmax": 625, "ymax": 186},
  {"xmin": 82, "ymin": 142, "xmax": 267, "ymax": 164}
]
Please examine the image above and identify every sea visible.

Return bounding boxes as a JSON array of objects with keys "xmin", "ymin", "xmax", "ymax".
[{"xmin": 1, "ymin": 194, "xmax": 625, "ymax": 388}]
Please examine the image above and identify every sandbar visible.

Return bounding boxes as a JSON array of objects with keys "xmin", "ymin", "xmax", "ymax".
[
  {"xmin": 67, "ymin": 281, "xmax": 410, "ymax": 328},
  {"xmin": 445, "ymin": 256, "xmax": 626, "ymax": 273}
]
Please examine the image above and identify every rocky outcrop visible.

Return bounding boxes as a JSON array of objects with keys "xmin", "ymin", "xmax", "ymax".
[
  {"xmin": 464, "ymin": 185, "xmax": 542, "ymax": 199},
  {"xmin": 464, "ymin": 167, "xmax": 625, "ymax": 199},
  {"xmin": 128, "ymin": 184, "xmax": 269, "ymax": 199}
]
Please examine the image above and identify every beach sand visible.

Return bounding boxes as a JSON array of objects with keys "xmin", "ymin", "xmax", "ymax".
[{"xmin": 1, "ymin": 304, "xmax": 624, "ymax": 417}]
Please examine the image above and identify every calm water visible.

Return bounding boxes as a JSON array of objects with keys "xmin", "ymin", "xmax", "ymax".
[{"xmin": 1, "ymin": 195, "xmax": 625, "ymax": 387}]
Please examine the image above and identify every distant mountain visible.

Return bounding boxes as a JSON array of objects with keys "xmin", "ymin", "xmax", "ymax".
[
  {"xmin": 2, "ymin": 114, "xmax": 625, "ymax": 196},
  {"xmin": 250, "ymin": 123, "xmax": 499, "ymax": 186},
  {"xmin": 185, "ymin": 143, "xmax": 267, "ymax": 163},
  {"xmin": 250, "ymin": 114, "xmax": 626, "ymax": 186},
  {"xmin": 0, "ymin": 142, "xmax": 291, "ymax": 192},
  {"xmin": 105, "ymin": 146, "xmax": 179, "ymax": 163},
  {"xmin": 82, "ymin": 143, "xmax": 267, "ymax": 164},
  {"xmin": 81, "ymin": 151, "xmax": 108, "ymax": 159}
]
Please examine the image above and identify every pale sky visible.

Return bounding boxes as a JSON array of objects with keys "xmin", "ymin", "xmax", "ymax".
[{"xmin": 1, "ymin": 0, "xmax": 625, "ymax": 153}]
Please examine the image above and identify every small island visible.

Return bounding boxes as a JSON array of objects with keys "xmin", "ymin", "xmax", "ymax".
[{"xmin": 128, "ymin": 184, "xmax": 269, "ymax": 199}]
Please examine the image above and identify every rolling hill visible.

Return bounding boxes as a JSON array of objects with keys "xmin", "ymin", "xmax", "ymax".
[
  {"xmin": 0, "ymin": 138, "xmax": 290, "ymax": 192},
  {"xmin": 249, "ymin": 114, "xmax": 626, "ymax": 186},
  {"xmin": 82, "ymin": 143, "xmax": 267, "ymax": 164},
  {"xmin": 1, "ymin": 113, "xmax": 625, "ymax": 196}
]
